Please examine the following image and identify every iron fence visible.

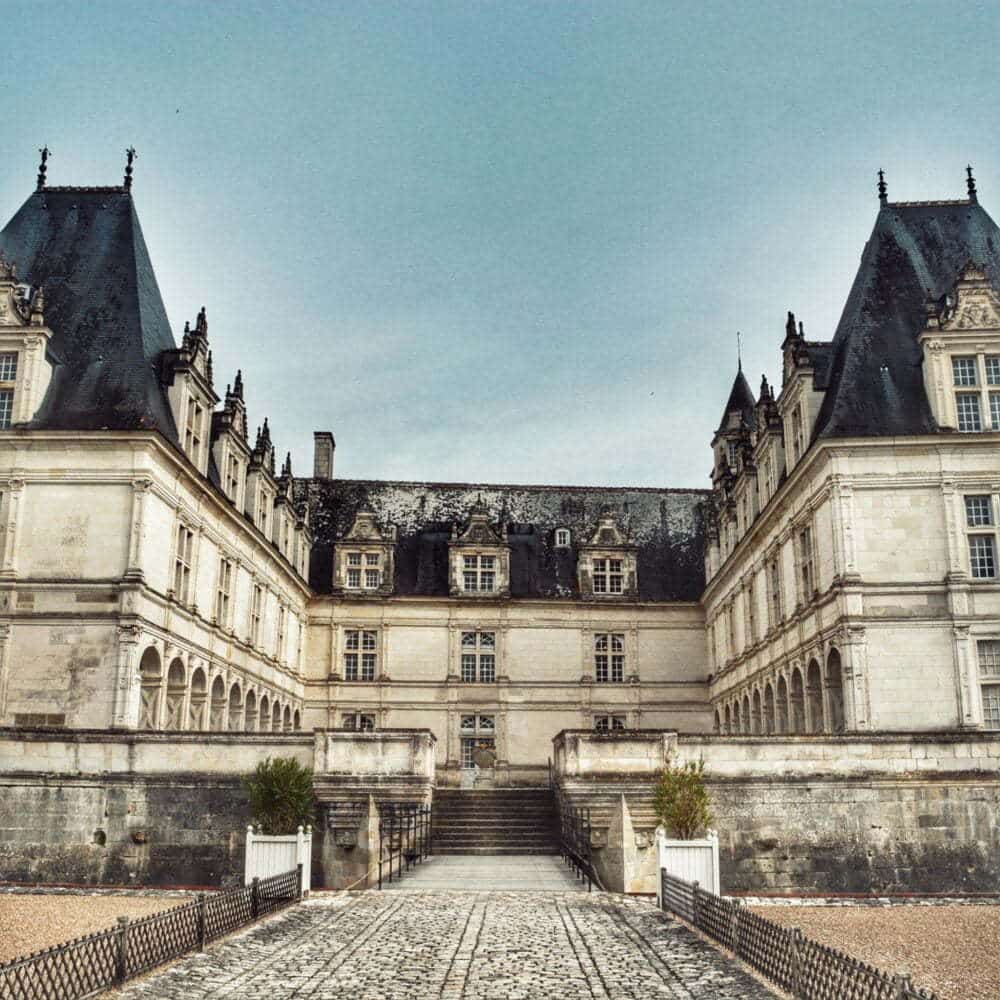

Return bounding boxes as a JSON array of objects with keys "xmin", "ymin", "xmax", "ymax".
[
  {"xmin": 659, "ymin": 870, "xmax": 939, "ymax": 1000},
  {"xmin": 0, "ymin": 866, "xmax": 302, "ymax": 1000},
  {"xmin": 556, "ymin": 798, "xmax": 597, "ymax": 892},
  {"xmin": 377, "ymin": 803, "xmax": 432, "ymax": 889}
]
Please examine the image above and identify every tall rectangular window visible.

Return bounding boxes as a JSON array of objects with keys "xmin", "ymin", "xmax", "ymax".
[
  {"xmin": 953, "ymin": 356, "xmax": 978, "ymax": 386},
  {"xmin": 594, "ymin": 633, "xmax": 625, "ymax": 683},
  {"xmin": 184, "ymin": 397, "xmax": 204, "ymax": 461},
  {"xmin": 344, "ymin": 629, "xmax": 377, "ymax": 681},
  {"xmin": 225, "ymin": 453, "xmax": 241, "ymax": 502},
  {"xmin": 965, "ymin": 495, "xmax": 993, "ymax": 527},
  {"xmin": 258, "ymin": 485, "xmax": 270, "ymax": 537},
  {"xmin": 0, "ymin": 353, "xmax": 17, "ymax": 430},
  {"xmin": 460, "ymin": 714, "xmax": 495, "ymax": 769},
  {"xmin": 0, "ymin": 389, "xmax": 14, "ymax": 430},
  {"xmin": 791, "ymin": 404, "xmax": 804, "ymax": 460},
  {"xmin": 798, "ymin": 525, "xmax": 815, "ymax": 600},
  {"xmin": 276, "ymin": 604, "xmax": 286, "ymax": 659},
  {"xmin": 460, "ymin": 631, "xmax": 496, "ymax": 683},
  {"xmin": 768, "ymin": 554, "xmax": 782, "ymax": 627},
  {"xmin": 462, "ymin": 554, "xmax": 496, "ymax": 592},
  {"xmin": 593, "ymin": 558, "xmax": 623, "ymax": 594},
  {"xmin": 250, "ymin": 584, "xmax": 263, "ymax": 645},
  {"xmin": 745, "ymin": 578, "xmax": 756, "ymax": 646},
  {"xmin": 956, "ymin": 393, "xmax": 983, "ymax": 432},
  {"xmin": 986, "ymin": 356, "xmax": 1000, "ymax": 385},
  {"xmin": 214, "ymin": 557, "xmax": 232, "ymax": 626},
  {"xmin": 965, "ymin": 495, "xmax": 998, "ymax": 579},
  {"xmin": 977, "ymin": 640, "xmax": 1000, "ymax": 728},
  {"xmin": 969, "ymin": 535, "xmax": 997, "ymax": 579},
  {"xmin": 173, "ymin": 525, "xmax": 194, "ymax": 603},
  {"xmin": 0, "ymin": 353, "xmax": 17, "ymax": 381}
]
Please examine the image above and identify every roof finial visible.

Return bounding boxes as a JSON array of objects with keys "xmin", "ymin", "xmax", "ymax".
[
  {"xmin": 877, "ymin": 168, "xmax": 888, "ymax": 206},
  {"xmin": 124, "ymin": 147, "xmax": 137, "ymax": 191},
  {"xmin": 967, "ymin": 164, "xmax": 978, "ymax": 203},
  {"xmin": 36, "ymin": 146, "xmax": 50, "ymax": 191},
  {"xmin": 736, "ymin": 331, "xmax": 742, "ymax": 372},
  {"xmin": 234, "ymin": 369, "xmax": 244, "ymax": 400}
]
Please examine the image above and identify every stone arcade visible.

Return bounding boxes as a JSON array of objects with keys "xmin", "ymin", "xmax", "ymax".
[{"xmin": 0, "ymin": 156, "xmax": 999, "ymax": 892}]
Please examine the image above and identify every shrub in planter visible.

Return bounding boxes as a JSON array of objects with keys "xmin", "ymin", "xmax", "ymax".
[
  {"xmin": 243, "ymin": 756, "xmax": 315, "ymax": 835},
  {"xmin": 652, "ymin": 758, "xmax": 713, "ymax": 840}
]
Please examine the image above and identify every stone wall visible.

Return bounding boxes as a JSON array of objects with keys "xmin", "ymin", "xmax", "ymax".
[{"xmin": 553, "ymin": 730, "xmax": 1000, "ymax": 895}]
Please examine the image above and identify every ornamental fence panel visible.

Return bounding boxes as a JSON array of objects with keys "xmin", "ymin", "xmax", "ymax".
[
  {"xmin": 0, "ymin": 867, "xmax": 302, "ymax": 1000},
  {"xmin": 660, "ymin": 870, "xmax": 939, "ymax": 1000}
]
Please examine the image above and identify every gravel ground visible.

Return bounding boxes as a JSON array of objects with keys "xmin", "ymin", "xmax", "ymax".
[
  {"xmin": 0, "ymin": 893, "xmax": 191, "ymax": 964},
  {"xmin": 752, "ymin": 904, "xmax": 1000, "ymax": 1000}
]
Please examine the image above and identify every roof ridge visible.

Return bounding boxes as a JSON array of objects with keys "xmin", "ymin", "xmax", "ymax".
[
  {"xmin": 301, "ymin": 476, "xmax": 710, "ymax": 495},
  {"xmin": 887, "ymin": 199, "xmax": 972, "ymax": 208}
]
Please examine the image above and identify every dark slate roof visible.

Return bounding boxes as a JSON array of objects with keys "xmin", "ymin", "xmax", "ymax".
[
  {"xmin": 301, "ymin": 479, "xmax": 708, "ymax": 601},
  {"xmin": 717, "ymin": 368, "xmax": 756, "ymax": 432},
  {"xmin": 0, "ymin": 188, "xmax": 179, "ymax": 437},
  {"xmin": 815, "ymin": 198, "xmax": 1000, "ymax": 439}
]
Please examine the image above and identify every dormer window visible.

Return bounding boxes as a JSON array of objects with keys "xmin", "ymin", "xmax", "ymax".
[
  {"xmin": 334, "ymin": 509, "xmax": 396, "ymax": 596},
  {"xmin": 578, "ymin": 508, "xmax": 638, "ymax": 599},
  {"xmin": 225, "ymin": 452, "xmax": 241, "ymax": 502},
  {"xmin": 555, "ymin": 528, "xmax": 571, "ymax": 548},
  {"xmin": 345, "ymin": 551, "xmax": 382, "ymax": 590},
  {"xmin": 463, "ymin": 554, "xmax": 496, "ymax": 592},
  {"xmin": 593, "ymin": 558, "xmax": 623, "ymax": 594},
  {"xmin": 0, "ymin": 353, "xmax": 16, "ymax": 429},
  {"xmin": 184, "ymin": 396, "xmax": 204, "ymax": 463},
  {"xmin": 258, "ymin": 484, "xmax": 270, "ymax": 536}
]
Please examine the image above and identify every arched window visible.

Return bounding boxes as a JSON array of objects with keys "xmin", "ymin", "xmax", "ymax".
[
  {"xmin": 228, "ymin": 683, "xmax": 243, "ymax": 732},
  {"xmin": 244, "ymin": 690, "xmax": 257, "ymax": 732},
  {"xmin": 807, "ymin": 659, "xmax": 824, "ymax": 733},
  {"xmin": 763, "ymin": 682, "xmax": 775, "ymax": 735},
  {"xmin": 139, "ymin": 647, "xmax": 162, "ymax": 731},
  {"xmin": 776, "ymin": 675, "xmax": 789, "ymax": 734},
  {"xmin": 790, "ymin": 668, "xmax": 806, "ymax": 733},
  {"xmin": 826, "ymin": 649, "xmax": 845, "ymax": 733},
  {"xmin": 189, "ymin": 668, "xmax": 207, "ymax": 730},
  {"xmin": 209, "ymin": 676, "xmax": 227, "ymax": 731},
  {"xmin": 259, "ymin": 694, "xmax": 270, "ymax": 732},
  {"xmin": 164, "ymin": 659, "xmax": 186, "ymax": 731}
]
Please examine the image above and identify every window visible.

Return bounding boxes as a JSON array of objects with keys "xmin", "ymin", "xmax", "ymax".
[
  {"xmin": 555, "ymin": 528, "xmax": 571, "ymax": 548},
  {"xmin": 344, "ymin": 629, "xmax": 377, "ymax": 681},
  {"xmin": 460, "ymin": 631, "xmax": 496, "ymax": 683},
  {"xmin": 991, "ymin": 393, "xmax": 1000, "ymax": 431},
  {"xmin": 727, "ymin": 440, "xmax": 739, "ymax": 470},
  {"xmin": 214, "ymin": 557, "xmax": 233, "ymax": 626},
  {"xmin": 184, "ymin": 396, "xmax": 204, "ymax": 461},
  {"xmin": 593, "ymin": 558, "xmax": 623, "ymax": 594},
  {"xmin": 768, "ymin": 554, "xmax": 782, "ymax": 627},
  {"xmin": 745, "ymin": 578, "xmax": 756, "ymax": 646},
  {"xmin": 462, "ymin": 554, "xmax": 496, "ymax": 592},
  {"xmin": 343, "ymin": 712, "xmax": 375, "ymax": 731},
  {"xmin": 957, "ymin": 392, "xmax": 983, "ymax": 432},
  {"xmin": 257, "ymin": 485, "xmax": 270, "ymax": 537},
  {"xmin": 225, "ymin": 453, "xmax": 241, "ymax": 502},
  {"xmin": 965, "ymin": 495, "xmax": 993, "ymax": 527},
  {"xmin": 276, "ymin": 604, "xmax": 286, "ymax": 659},
  {"xmin": 977, "ymin": 640, "xmax": 1000, "ymax": 728},
  {"xmin": 460, "ymin": 714, "xmax": 495, "ymax": 769},
  {"xmin": 953, "ymin": 356, "xmax": 978, "ymax": 386},
  {"xmin": 594, "ymin": 715, "xmax": 626, "ymax": 732},
  {"xmin": 969, "ymin": 535, "xmax": 997, "ymax": 579},
  {"xmin": 726, "ymin": 600, "xmax": 736, "ymax": 654},
  {"xmin": 798, "ymin": 526, "xmax": 815, "ymax": 599},
  {"xmin": 173, "ymin": 524, "xmax": 194, "ymax": 603},
  {"xmin": 791, "ymin": 404, "xmax": 804, "ymax": 460},
  {"xmin": 0, "ymin": 353, "xmax": 17, "ymax": 430},
  {"xmin": 594, "ymin": 633, "xmax": 625, "ymax": 683},
  {"xmin": 250, "ymin": 584, "xmax": 263, "ymax": 645},
  {"xmin": 345, "ymin": 551, "xmax": 382, "ymax": 590},
  {"xmin": 987, "ymin": 356, "xmax": 1000, "ymax": 385}
]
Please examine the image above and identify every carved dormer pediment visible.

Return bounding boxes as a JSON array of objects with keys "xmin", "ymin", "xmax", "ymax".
[
  {"xmin": 447, "ymin": 501, "xmax": 510, "ymax": 598},
  {"xmin": 939, "ymin": 262, "xmax": 1000, "ymax": 331},
  {"xmin": 333, "ymin": 506, "xmax": 396, "ymax": 597},
  {"xmin": 577, "ymin": 507, "xmax": 638, "ymax": 599}
]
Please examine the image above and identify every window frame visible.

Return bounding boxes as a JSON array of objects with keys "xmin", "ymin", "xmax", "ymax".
[
  {"xmin": 594, "ymin": 715, "xmax": 626, "ymax": 732},
  {"xmin": 592, "ymin": 556, "xmax": 624, "ymax": 595},
  {"xmin": 214, "ymin": 556, "xmax": 233, "ymax": 627},
  {"xmin": 594, "ymin": 632, "xmax": 626, "ymax": 683},
  {"xmin": 344, "ymin": 628, "xmax": 378, "ymax": 681},
  {"xmin": 0, "ymin": 351, "xmax": 17, "ymax": 429},
  {"xmin": 460, "ymin": 630, "xmax": 496, "ymax": 683},
  {"xmin": 462, "ymin": 553, "xmax": 497, "ymax": 593},
  {"xmin": 964, "ymin": 493, "xmax": 999, "ymax": 580},
  {"xmin": 977, "ymin": 639, "xmax": 1000, "ymax": 729},
  {"xmin": 173, "ymin": 524, "xmax": 195, "ymax": 604}
]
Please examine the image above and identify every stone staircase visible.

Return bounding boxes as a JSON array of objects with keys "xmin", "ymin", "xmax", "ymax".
[{"xmin": 432, "ymin": 788, "xmax": 558, "ymax": 855}]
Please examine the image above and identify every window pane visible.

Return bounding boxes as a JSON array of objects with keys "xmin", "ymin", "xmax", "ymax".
[
  {"xmin": 361, "ymin": 653, "xmax": 376, "ymax": 679},
  {"xmin": 611, "ymin": 634, "xmax": 624, "ymax": 651},
  {"xmin": 364, "ymin": 569, "xmax": 380, "ymax": 588},
  {"xmin": 480, "ymin": 572, "xmax": 495, "ymax": 590},
  {"xmin": 983, "ymin": 684, "xmax": 1000, "ymax": 728},
  {"xmin": 461, "ymin": 632, "xmax": 476, "ymax": 646},
  {"xmin": 481, "ymin": 556, "xmax": 495, "ymax": 569},
  {"xmin": 347, "ymin": 569, "xmax": 361, "ymax": 587},
  {"xmin": 344, "ymin": 653, "xmax": 358, "ymax": 680},
  {"xmin": 991, "ymin": 393, "xmax": 1000, "ymax": 430},
  {"xmin": 0, "ymin": 354, "xmax": 16, "ymax": 381},
  {"xmin": 480, "ymin": 632, "xmax": 495, "ymax": 648},
  {"xmin": 594, "ymin": 634, "xmax": 608, "ymax": 651},
  {"xmin": 362, "ymin": 631, "xmax": 377, "ymax": 650},
  {"xmin": 347, "ymin": 552, "xmax": 362, "ymax": 565},
  {"xmin": 978, "ymin": 640, "xmax": 1000, "ymax": 678},
  {"xmin": 478, "ymin": 715, "xmax": 495, "ymax": 730},
  {"xmin": 953, "ymin": 356, "xmax": 978, "ymax": 386},
  {"xmin": 464, "ymin": 555, "xmax": 476, "ymax": 569},
  {"xmin": 461, "ymin": 654, "xmax": 476, "ymax": 682},
  {"xmin": 957, "ymin": 393, "xmax": 982, "ymax": 432},
  {"xmin": 460, "ymin": 715, "xmax": 476, "ymax": 730},
  {"xmin": 988, "ymin": 357, "xmax": 1000, "ymax": 386},
  {"xmin": 345, "ymin": 630, "xmax": 359, "ymax": 650},
  {"xmin": 463, "ymin": 572, "xmax": 478, "ymax": 591},
  {"xmin": 365, "ymin": 553, "xmax": 380, "ymax": 566},
  {"xmin": 595, "ymin": 655, "xmax": 608, "ymax": 682},
  {"xmin": 965, "ymin": 495, "xmax": 993, "ymax": 527},
  {"xmin": 969, "ymin": 535, "xmax": 997, "ymax": 578},
  {"xmin": 595, "ymin": 716, "xmax": 609, "ymax": 731},
  {"xmin": 611, "ymin": 716, "xmax": 625, "ymax": 731}
]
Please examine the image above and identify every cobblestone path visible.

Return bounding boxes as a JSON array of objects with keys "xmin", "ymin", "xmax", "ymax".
[{"xmin": 115, "ymin": 891, "xmax": 776, "ymax": 999}]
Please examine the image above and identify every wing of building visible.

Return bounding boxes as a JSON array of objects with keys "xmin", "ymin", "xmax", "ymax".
[{"xmin": 0, "ymin": 160, "xmax": 999, "ymax": 790}]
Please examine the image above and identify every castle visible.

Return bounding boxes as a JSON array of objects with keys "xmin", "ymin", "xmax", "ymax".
[{"xmin": 1, "ymin": 155, "xmax": 999, "ymax": 890}]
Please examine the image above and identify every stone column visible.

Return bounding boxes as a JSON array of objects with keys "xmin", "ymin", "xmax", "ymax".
[
  {"xmin": 0, "ymin": 623, "xmax": 11, "ymax": 723},
  {"xmin": 111, "ymin": 625, "xmax": 142, "ymax": 729},
  {"xmin": 952, "ymin": 625, "xmax": 980, "ymax": 728},
  {"xmin": 0, "ymin": 479, "xmax": 25, "ymax": 578},
  {"xmin": 126, "ymin": 478, "xmax": 152, "ymax": 579},
  {"xmin": 840, "ymin": 627, "xmax": 870, "ymax": 731}
]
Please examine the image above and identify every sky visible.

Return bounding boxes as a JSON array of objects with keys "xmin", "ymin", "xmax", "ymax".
[{"xmin": 2, "ymin": 1, "xmax": 998, "ymax": 489}]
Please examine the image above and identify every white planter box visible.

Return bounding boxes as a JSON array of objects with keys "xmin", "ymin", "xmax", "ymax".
[{"xmin": 656, "ymin": 829, "xmax": 720, "ymax": 906}]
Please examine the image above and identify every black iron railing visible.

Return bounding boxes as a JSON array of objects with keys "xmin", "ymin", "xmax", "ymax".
[
  {"xmin": 0, "ymin": 867, "xmax": 302, "ymax": 1000},
  {"xmin": 556, "ymin": 798, "xmax": 596, "ymax": 892},
  {"xmin": 377, "ymin": 803, "xmax": 432, "ymax": 889},
  {"xmin": 659, "ymin": 870, "xmax": 939, "ymax": 1000}
]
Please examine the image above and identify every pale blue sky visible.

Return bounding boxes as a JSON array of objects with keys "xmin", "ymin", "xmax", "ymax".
[{"xmin": 2, "ymin": 1, "xmax": 998, "ymax": 487}]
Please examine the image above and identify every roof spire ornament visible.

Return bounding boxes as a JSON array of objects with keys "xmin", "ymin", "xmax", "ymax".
[
  {"xmin": 877, "ymin": 168, "xmax": 888, "ymax": 206},
  {"xmin": 736, "ymin": 330, "xmax": 742, "ymax": 371},
  {"xmin": 124, "ymin": 147, "xmax": 137, "ymax": 191},
  {"xmin": 967, "ymin": 164, "xmax": 978, "ymax": 203},
  {"xmin": 234, "ymin": 369, "xmax": 244, "ymax": 400},
  {"xmin": 36, "ymin": 146, "xmax": 50, "ymax": 191}
]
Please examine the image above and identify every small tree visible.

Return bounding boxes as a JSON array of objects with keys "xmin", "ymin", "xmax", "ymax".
[
  {"xmin": 243, "ymin": 757, "xmax": 314, "ymax": 835},
  {"xmin": 652, "ymin": 758, "xmax": 713, "ymax": 840}
]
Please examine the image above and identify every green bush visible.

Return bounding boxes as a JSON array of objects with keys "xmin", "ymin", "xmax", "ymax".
[
  {"xmin": 243, "ymin": 757, "xmax": 315, "ymax": 835},
  {"xmin": 652, "ymin": 758, "xmax": 713, "ymax": 840}
]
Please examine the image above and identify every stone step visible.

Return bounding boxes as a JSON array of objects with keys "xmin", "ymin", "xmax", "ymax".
[{"xmin": 433, "ymin": 846, "xmax": 559, "ymax": 856}]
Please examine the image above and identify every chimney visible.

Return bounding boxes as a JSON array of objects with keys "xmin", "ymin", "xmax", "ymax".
[{"xmin": 313, "ymin": 431, "xmax": 335, "ymax": 479}]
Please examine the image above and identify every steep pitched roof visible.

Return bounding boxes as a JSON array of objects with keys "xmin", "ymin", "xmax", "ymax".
[
  {"xmin": 717, "ymin": 367, "xmax": 756, "ymax": 432},
  {"xmin": 815, "ymin": 198, "xmax": 1000, "ymax": 439},
  {"xmin": 0, "ymin": 188, "xmax": 178, "ymax": 437},
  {"xmin": 300, "ymin": 479, "xmax": 708, "ymax": 601}
]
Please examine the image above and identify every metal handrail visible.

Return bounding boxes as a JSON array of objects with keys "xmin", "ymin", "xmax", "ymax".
[
  {"xmin": 556, "ymin": 796, "xmax": 597, "ymax": 892},
  {"xmin": 377, "ymin": 802, "xmax": 432, "ymax": 889}
]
